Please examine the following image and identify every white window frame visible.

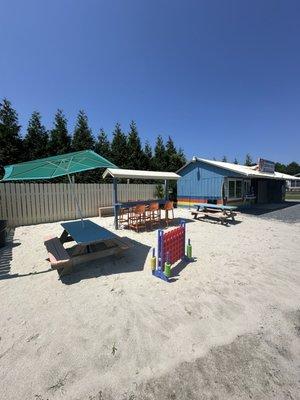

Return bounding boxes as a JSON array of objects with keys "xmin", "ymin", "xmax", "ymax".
[{"xmin": 228, "ymin": 178, "xmax": 243, "ymax": 200}]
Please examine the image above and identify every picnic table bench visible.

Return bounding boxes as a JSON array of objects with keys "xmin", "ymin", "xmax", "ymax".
[
  {"xmin": 98, "ymin": 206, "xmax": 114, "ymax": 217},
  {"xmin": 191, "ymin": 203, "xmax": 238, "ymax": 225},
  {"xmin": 44, "ymin": 235, "xmax": 73, "ymax": 275},
  {"xmin": 44, "ymin": 219, "xmax": 132, "ymax": 276}
]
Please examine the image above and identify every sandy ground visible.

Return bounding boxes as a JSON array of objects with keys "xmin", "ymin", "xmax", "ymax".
[{"xmin": 0, "ymin": 209, "xmax": 300, "ymax": 400}]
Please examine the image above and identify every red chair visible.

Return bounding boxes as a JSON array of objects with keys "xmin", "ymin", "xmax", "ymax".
[
  {"xmin": 145, "ymin": 202, "xmax": 161, "ymax": 229},
  {"xmin": 128, "ymin": 204, "xmax": 146, "ymax": 232}
]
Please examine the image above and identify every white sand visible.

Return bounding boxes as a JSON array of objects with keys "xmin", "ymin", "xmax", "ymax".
[{"xmin": 0, "ymin": 209, "xmax": 299, "ymax": 400}]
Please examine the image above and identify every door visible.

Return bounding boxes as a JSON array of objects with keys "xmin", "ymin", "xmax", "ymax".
[{"xmin": 257, "ymin": 180, "xmax": 268, "ymax": 203}]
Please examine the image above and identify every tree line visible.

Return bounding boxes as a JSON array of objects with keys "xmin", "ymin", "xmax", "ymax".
[
  {"xmin": 1, "ymin": 98, "xmax": 299, "ymax": 182},
  {"xmin": 219, "ymin": 154, "xmax": 253, "ymax": 165},
  {"xmin": 0, "ymin": 98, "xmax": 186, "ymax": 182}
]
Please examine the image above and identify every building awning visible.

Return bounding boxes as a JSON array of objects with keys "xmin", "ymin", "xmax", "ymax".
[{"xmin": 103, "ymin": 168, "xmax": 180, "ymax": 181}]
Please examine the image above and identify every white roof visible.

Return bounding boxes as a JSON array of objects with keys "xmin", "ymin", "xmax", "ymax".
[
  {"xmin": 179, "ymin": 157, "xmax": 300, "ymax": 181},
  {"xmin": 103, "ymin": 168, "xmax": 180, "ymax": 180}
]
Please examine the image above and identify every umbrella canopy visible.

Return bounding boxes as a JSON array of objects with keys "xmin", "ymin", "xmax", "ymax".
[{"xmin": 1, "ymin": 150, "xmax": 117, "ymax": 181}]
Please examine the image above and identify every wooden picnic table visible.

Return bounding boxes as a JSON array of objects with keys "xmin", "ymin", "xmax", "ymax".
[
  {"xmin": 60, "ymin": 220, "xmax": 131, "ymax": 260},
  {"xmin": 44, "ymin": 220, "xmax": 132, "ymax": 276},
  {"xmin": 60, "ymin": 220, "xmax": 118, "ymax": 246},
  {"xmin": 191, "ymin": 203, "xmax": 238, "ymax": 224}
]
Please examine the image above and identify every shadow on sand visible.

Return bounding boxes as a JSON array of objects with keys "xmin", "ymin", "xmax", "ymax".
[
  {"xmin": 168, "ymin": 257, "xmax": 197, "ymax": 283},
  {"xmin": 60, "ymin": 237, "xmax": 151, "ymax": 285},
  {"xmin": 0, "ymin": 229, "xmax": 34, "ymax": 281},
  {"xmin": 0, "ymin": 229, "xmax": 53, "ymax": 281},
  {"xmin": 192, "ymin": 217, "xmax": 242, "ymax": 227}
]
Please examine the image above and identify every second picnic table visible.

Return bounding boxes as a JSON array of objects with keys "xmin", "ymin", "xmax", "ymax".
[{"xmin": 192, "ymin": 203, "xmax": 238, "ymax": 224}]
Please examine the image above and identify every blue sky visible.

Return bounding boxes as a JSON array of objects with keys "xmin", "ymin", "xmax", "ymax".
[{"xmin": 1, "ymin": 0, "xmax": 299, "ymax": 164}]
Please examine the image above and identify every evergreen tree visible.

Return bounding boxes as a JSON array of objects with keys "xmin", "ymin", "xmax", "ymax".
[
  {"xmin": 165, "ymin": 140, "xmax": 186, "ymax": 200},
  {"xmin": 72, "ymin": 110, "xmax": 94, "ymax": 151},
  {"xmin": 177, "ymin": 147, "xmax": 187, "ymax": 168},
  {"xmin": 0, "ymin": 98, "xmax": 23, "ymax": 170},
  {"xmin": 165, "ymin": 136, "xmax": 186, "ymax": 172},
  {"xmin": 286, "ymin": 161, "xmax": 300, "ymax": 176},
  {"xmin": 275, "ymin": 161, "xmax": 299, "ymax": 175},
  {"xmin": 95, "ymin": 128, "xmax": 111, "ymax": 159},
  {"xmin": 275, "ymin": 162, "xmax": 286, "ymax": 174},
  {"xmin": 143, "ymin": 140, "xmax": 153, "ymax": 170},
  {"xmin": 127, "ymin": 121, "xmax": 142, "ymax": 169},
  {"xmin": 222, "ymin": 155, "xmax": 227, "ymax": 162},
  {"xmin": 23, "ymin": 111, "xmax": 49, "ymax": 160},
  {"xmin": 153, "ymin": 135, "xmax": 166, "ymax": 171},
  {"xmin": 169, "ymin": 147, "xmax": 186, "ymax": 173},
  {"xmin": 110, "ymin": 123, "xmax": 128, "ymax": 168},
  {"xmin": 233, "ymin": 157, "xmax": 239, "ymax": 164},
  {"xmin": 165, "ymin": 136, "xmax": 177, "ymax": 170},
  {"xmin": 49, "ymin": 109, "xmax": 71, "ymax": 155},
  {"xmin": 244, "ymin": 153, "xmax": 253, "ymax": 166}
]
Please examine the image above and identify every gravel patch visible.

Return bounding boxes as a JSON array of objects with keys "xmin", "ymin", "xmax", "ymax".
[{"xmin": 243, "ymin": 202, "xmax": 300, "ymax": 224}]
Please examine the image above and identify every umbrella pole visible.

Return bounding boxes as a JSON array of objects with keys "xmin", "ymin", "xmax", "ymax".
[{"xmin": 67, "ymin": 174, "xmax": 84, "ymax": 226}]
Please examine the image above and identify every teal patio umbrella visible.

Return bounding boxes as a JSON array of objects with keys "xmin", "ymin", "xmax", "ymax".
[{"xmin": 1, "ymin": 150, "xmax": 117, "ymax": 224}]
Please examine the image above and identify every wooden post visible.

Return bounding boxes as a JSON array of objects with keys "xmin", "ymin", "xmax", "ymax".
[
  {"xmin": 127, "ymin": 178, "xmax": 130, "ymax": 201},
  {"xmin": 113, "ymin": 178, "xmax": 119, "ymax": 229},
  {"xmin": 164, "ymin": 180, "xmax": 169, "ymax": 201}
]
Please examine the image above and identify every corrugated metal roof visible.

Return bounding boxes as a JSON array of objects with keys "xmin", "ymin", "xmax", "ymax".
[
  {"xmin": 103, "ymin": 168, "xmax": 180, "ymax": 180},
  {"xmin": 177, "ymin": 157, "xmax": 300, "ymax": 181}
]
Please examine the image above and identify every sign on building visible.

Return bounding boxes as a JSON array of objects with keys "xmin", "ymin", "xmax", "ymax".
[{"xmin": 258, "ymin": 158, "xmax": 275, "ymax": 173}]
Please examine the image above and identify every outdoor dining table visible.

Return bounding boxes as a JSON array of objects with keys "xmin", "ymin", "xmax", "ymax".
[
  {"xmin": 116, "ymin": 199, "xmax": 167, "ymax": 209},
  {"xmin": 59, "ymin": 219, "xmax": 131, "ymax": 264},
  {"xmin": 60, "ymin": 219, "xmax": 117, "ymax": 246},
  {"xmin": 194, "ymin": 203, "xmax": 237, "ymax": 213},
  {"xmin": 192, "ymin": 203, "xmax": 238, "ymax": 223}
]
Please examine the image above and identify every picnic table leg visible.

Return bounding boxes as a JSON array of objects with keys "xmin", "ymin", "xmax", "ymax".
[
  {"xmin": 58, "ymin": 263, "xmax": 74, "ymax": 277},
  {"xmin": 69, "ymin": 244, "xmax": 87, "ymax": 257},
  {"xmin": 229, "ymin": 211, "xmax": 235, "ymax": 221},
  {"xmin": 59, "ymin": 230, "xmax": 69, "ymax": 244}
]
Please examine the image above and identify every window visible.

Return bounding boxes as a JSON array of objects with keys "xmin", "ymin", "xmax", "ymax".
[
  {"xmin": 236, "ymin": 180, "xmax": 242, "ymax": 197},
  {"xmin": 228, "ymin": 179, "xmax": 243, "ymax": 199},
  {"xmin": 291, "ymin": 180, "xmax": 300, "ymax": 188},
  {"xmin": 229, "ymin": 181, "xmax": 235, "ymax": 198}
]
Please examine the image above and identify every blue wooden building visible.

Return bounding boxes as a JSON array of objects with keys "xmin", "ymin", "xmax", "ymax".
[{"xmin": 176, "ymin": 157, "xmax": 295, "ymax": 208}]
